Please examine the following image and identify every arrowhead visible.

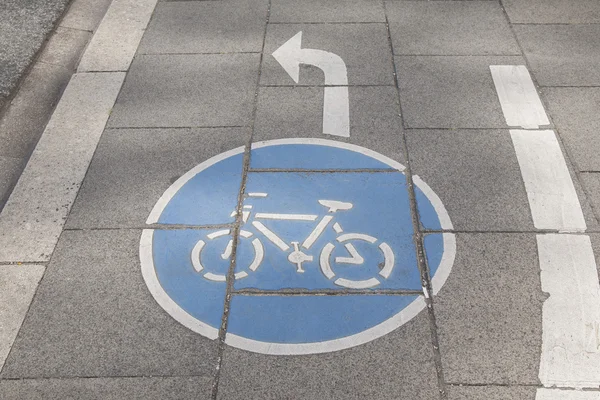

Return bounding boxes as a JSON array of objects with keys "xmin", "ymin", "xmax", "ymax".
[{"xmin": 272, "ymin": 31, "xmax": 303, "ymax": 83}]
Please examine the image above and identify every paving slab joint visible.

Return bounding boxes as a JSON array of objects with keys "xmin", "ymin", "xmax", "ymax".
[
  {"xmin": 249, "ymin": 168, "xmax": 399, "ymax": 173},
  {"xmin": 210, "ymin": 2, "xmax": 272, "ymax": 398},
  {"xmin": 210, "ymin": 161, "xmax": 247, "ymax": 399},
  {"xmin": 232, "ymin": 288, "xmax": 424, "ymax": 296},
  {"xmin": 383, "ymin": 2, "xmax": 448, "ymax": 397}
]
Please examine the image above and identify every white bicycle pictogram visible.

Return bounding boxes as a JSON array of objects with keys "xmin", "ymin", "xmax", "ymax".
[{"xmin": 190, "ymin": 193, "xmax": 395, "ymax": 289}]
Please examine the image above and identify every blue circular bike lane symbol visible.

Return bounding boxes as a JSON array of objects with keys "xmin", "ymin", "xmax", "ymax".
[{"xmin": 140, "ymin": 139, "xmax": 455, "ymax": 355}]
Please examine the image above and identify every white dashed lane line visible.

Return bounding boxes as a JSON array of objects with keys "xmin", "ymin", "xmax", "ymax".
[{"xmin": 492, "ymin": 65, "xmax": 600, "ymax": 395}]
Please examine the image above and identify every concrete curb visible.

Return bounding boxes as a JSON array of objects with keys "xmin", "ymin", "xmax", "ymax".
[
  {"xmin": 0, "ymin": 0, "xmax": 112, "ymax": 210},
  {"xmin": 0, "ymin": 0, "xmax": 158, "ymax": 371}
]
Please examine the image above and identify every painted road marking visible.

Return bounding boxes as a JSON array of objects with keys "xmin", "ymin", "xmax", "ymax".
[
  {"xmin": 140, "ymin": 139, "xmax": 456, "ymax": 355},
  {"xmin": 490, "ymin": 65, "xmax": 550, "ymax": 130},
  {"xmin": 537, "ymin": 389, "xmax": 600, "ymax": 400},
  {"xmin": 252, "ymin": 221, "xmax": 290, "ymax": 251},
  {"xmin": 303, "ymin": 215, "xmax": 334, "ymax": 249},
  {"xmin": 255, "ymin": 213, "xmax": 319, "ymax": 221},
  {"xmin": 537, "ymin": 234, "xmax": 600, "ymax": 389},
  {"xmin": 511, "ymin": 130, "xmax": 586, "ymax": 232},
  {"xmin": 273, "ymin": 32, "xmax": 350, "ymax": 138},
  {"xmin": 492, "ymin": 65, "xmax": 600, "ymax": 394}
]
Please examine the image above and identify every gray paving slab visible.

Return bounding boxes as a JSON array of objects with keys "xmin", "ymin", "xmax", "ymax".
[
  {"xmin": 515, "ymin": 25, "xmax": 600, "ymax": 87},
  {"xmin": 261, "ymin": 23, "xmax": 393, "ymax": 86},
  {"xmin": 0, "ymin": 156, "xmax": 22, "ymax": 206},
  {"xmin": 582, "ymin": 174, "xmax": 600, "ymax": 228},
  {"xmin": 386, "ymin": 1, "xmax": 520, "ymax": 56},
  {"xmin": 503, "ymin": 0, "xmax": 600, "ymax": 23},
  {"xmin": 252, "ymin": 86, "xmax": 406, "ymax": 164},
  {"xmin": 0, "ymin": 230, "xmax": 219, "ymax": 378},
  {"xmin": 446, "ymin": 385, "xmax": 536, "ymax": 400},
  {"xmin": 77, "ymin": 0, "xmax": 158, "ymax": 72},
  {"xmin": 406, "ymin": 129, "xmax": 533, "ymax": 231},
  {"xmin": 60, "ymin": 0, "xmax": 113, "ymax": 32},
  {"xmin": 139, "ymin": 0, "xmax": 268, "ymax": 54},
  {"xmin": 38, "ymin": 27, "xmax": 92, "ymax": 71},
  {"xmin": 0, "ymin": 0, "xmax": 71, "ymax": 108},
  {"xmin": 107, "ymin": 54, "xmax": 260, "ymax": 128},
  {"xmin": 433, "ymin": 233, "xmax": 543, "ymax": 385},
  {"xmin": 0, "ymin": 264, "xmax": 45, "ymax": 371},
  {"xmin": 542, "ymin": 87, "xmax": 600, "ymax": 172},
  {"xmin": 66, "ymin": 127, "xmax": 249, "ymax": 229},
  {"xmin": 217, "ymin": 311, "xmax": 439, "ymax": 399},
  {"xmin": 395, "ymin": 56, "xmax": 526, "ymax": 129},
  {"xmin": 589, "ymin": 233, "xmax": 600, "ymax": 282},
  {"xmin": 0, "ymin": 377, "xmax": 213, "ymax": 400},
  {"xmin": 571, "ymin": 170, "xmax": 600, "ymax": 231},
  {"xmin": 0, "ymin": 62, "xmax": 71, "ymax": 159},
  {"xmin": 270, "ymin": 0, "xmax": 385, "ymax": 23}
]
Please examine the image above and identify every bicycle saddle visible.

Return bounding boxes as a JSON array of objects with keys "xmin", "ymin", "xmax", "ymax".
[{"xmin": 318, "ymin": 200, "xmax": 353, "ymax": 213}]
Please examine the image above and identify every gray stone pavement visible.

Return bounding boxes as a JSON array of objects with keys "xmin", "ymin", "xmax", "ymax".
[{"xmin": 2, "ymin": 0, "xmax": 600, "ymax": 399}]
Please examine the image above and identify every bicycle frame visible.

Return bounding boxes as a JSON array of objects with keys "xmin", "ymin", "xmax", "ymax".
[
  {"xmin": 235, "ymin": 195, "xmax": 354, "ymax": 272},
  {"xmin": 195, "ymin": 194, "xmax": 393, "ymax": 287},
  {"xmin": 242, "ymin": 197, "xmax": 351, "ymax": 249}
]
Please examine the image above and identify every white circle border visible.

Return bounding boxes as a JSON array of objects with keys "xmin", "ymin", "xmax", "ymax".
[{"xmin": 139, "ymin": 138, "xmax": 456, "ymax": 355}]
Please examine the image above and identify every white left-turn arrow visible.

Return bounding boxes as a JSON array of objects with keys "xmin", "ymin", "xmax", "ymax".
[{"xmin": 272, "ymin": 31, "xmax": 350, "ymax": 138}]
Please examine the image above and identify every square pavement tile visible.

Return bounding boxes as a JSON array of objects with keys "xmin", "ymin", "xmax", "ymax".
[
  {"xmin": 0, "ymin": 230, "xmax": 220, "ymax": 378},
  {"xmin": 66, "ymin": 128, "xmax": 248, "ymax": 229},
  {"xmin": 515, "ymin": 25, "xmax": 600, "ymax": 87},
  {"xmin": 252, "ymin": 86, "xmax": 406, "ymax": 164},
  {"xmin": 217, "ymin": 311, "xmax": 440, "ymax": 399},
  {"xmin": 107, "ymin": 54, "xmax": 260, "ymax": 128},
  {"xmin": 396, "ymin": 56, "xmax": 525, "ymax": 129},
  {"xmin": 406, "ymin": 129, "xmax": 533, "ymax": 232},
  {"xmin": 138, "ymin": 0, "xmax": 268, "ymax": 54},
  {"xmin": 582, "ymin": 176, "xmax": 600, "ymax": 233},
  {"xmin": 543, "ymin": 87, "xmax": 600, "ymax": 172},
  {"xmin": 261, "ymin": 23, "xmax": 393, "ymax": 86},
  {"xmin": 0, "ymin": 377, "xmax": 213, "ymax": 400},
  {"xmin": 583, "ymin": 173, "xmax": 600, "ymax": 215},
  {"xmin": 447, "ymin": 385, "xmax": 536, "ymax": 400},
  {"xmin": 386, "ymin": 1, "xmax": 520, "ymax": 56},
  {"xmin": 503, "ymin": 0, "xmax": 600, "ymax": 23},
  {"xmin": 270, "ymin": 0, "xmax": 385, "ymax": 23},
  {"xmin": 433, "ymin": 233, "xmax": 543, "ymax": 385}
]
